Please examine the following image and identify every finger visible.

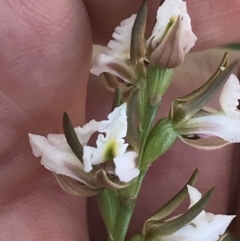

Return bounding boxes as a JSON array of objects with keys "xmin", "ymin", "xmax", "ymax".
[
  {"xmin": 84, "ymin": 0, "xmax": 240, "ymax": 51},
  {"xmin": 0, "ymin": 0, "xmax": 91, "ymax": 240},
  {"xmin": 0, "ymin": 0, "xmax": 91, "ymax": 132}
]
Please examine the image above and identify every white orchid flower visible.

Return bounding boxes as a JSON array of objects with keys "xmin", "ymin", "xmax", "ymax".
[
  {"xmin": 176, "ymin": 73, "xmax": 240, "ymax": 150},
  {"xmin": 146, "ymin": 0, "xmax": 197, "ymax": 65},
  {"xmin": 29, "ymin": 103, "xmax": 139, "ymax": 183},
  {"xmin": 162, "ymin": 185, "xmax": 235, "ymax": 241},
  {"xmin": 91, "ymin": 0, "xmax": 197, "ymax": 82}
]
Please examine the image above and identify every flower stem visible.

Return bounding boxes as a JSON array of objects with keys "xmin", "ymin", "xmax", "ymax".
[
  {"xmin": 112, "ymin": 171, "xmax": 147, "ymax": 241},
  {"xmin": 112, "ymin": 198, "xmax": 137, "ymax": 241},
  {"xmin": 108, "ymin": 235, "xmax": 114, "ymax": 241}
]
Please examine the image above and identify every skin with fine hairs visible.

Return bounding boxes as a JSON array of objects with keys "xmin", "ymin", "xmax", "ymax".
[{"xmin": 0, "ymin": 0, "xmax": 240, "ymax": 240}]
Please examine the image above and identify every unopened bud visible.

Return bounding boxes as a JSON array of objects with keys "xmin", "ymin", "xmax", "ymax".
[
  {"xmin": 150, "ymin": 16, "xmax": 186, "ymax": 68},
  {"xmin": 146, "ymin": 0, "xmax": 197, "ymax": 69}
]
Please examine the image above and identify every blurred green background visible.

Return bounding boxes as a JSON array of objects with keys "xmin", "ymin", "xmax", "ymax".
[
  {"xmin": 225, "ymin": 233, "xmax": 234, "ymax": 241},
  {"xmin": 226, "ymin": 43, "xmax": 240, "ymax": 50}
]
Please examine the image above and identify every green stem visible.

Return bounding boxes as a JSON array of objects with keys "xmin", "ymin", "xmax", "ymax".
[
  {"xmin": 112, "ymin": 198, "xmax": 137, "ymax": 241},
  {"xmin": 108, "ymin": 235, "xmax": 114, "ymax": 241},
  {"xmin": 136, "ymin": 78, "xmax": 147, "ymax": 130},
  {"xmin": 110, "ymin": 98, "xmax": 160, "ymax": 241},
  {"xmin": 112, "ymin": 171, "xmax": 147, "ymax": 241},
  {"xmin": 139, "ymin": 103, "xmax": 159, "ymax": 155},
  {"xmin": 107, "ymin": 67, "xmax": 172, "ymax": 241}
]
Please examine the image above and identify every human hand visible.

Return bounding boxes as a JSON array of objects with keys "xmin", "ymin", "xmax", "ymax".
[
  {"xmin": 1, "ymin": 0, "xmax": 240, "ymax": 240},
  {"xmin": 0, "ymin": 0, "xmax": 90, "ymax": 240}
]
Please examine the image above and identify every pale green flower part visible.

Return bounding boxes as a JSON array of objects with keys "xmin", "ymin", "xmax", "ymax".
[
  {"xmin": 177, "ymin": 74, "xmax": 240, "ymax": 150},
  {"xmin": 29, "ymin": 103, "xmax": 139, "ymax": 183},
  {"xmin": 162, "ymin": 185, "xmax": 235, "ymax": 241}
]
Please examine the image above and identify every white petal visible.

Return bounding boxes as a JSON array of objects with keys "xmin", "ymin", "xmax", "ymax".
[
  {"xmin": 163, "ymin": 215, "xmax": 235, "ymax": 241},
  {"xmin": 205, "ymin": 212, "xmax": 215, "ymax": 222},
  {"xmin": 81, "ymin": 103, "xmax": 129, "ymax": 168},
  {"xmin": 90, "ymin": 134, "xmax": 128, "ymax": 165},
  {"xmin": 113, "ymin": 151, "xmax": 139, "ymax": 182},
  {"xmin": 75, "ymin": 120, "xmax": 101, "ymax": 145},
  {"xmin": 28, "ymin": 134, "xmax": 85, "ymax": 183},
  {"xmin": 187, "ymin": 185, "xmax": 202, "ymax": 207},
  {"xmin": 178, "ymin": 114, "xmax": 240, "ymax": 143},
  {"xmin": 91, "ymin": 15, "xmax": 136, "ymax": 83},
  {"xmin": 147, "ymin": 0, "xmax": 197, "ymax": 53},
  {"xmin": 99, "ymin": 103, "xmax": 128, "ymax": 140},
  {"xmin": 90, "ymin": 53, "xmax": 134, "ymax": 83},
  {"xmin": 90, "ymin": 103, "xmax": 128, "ymax": 164},
  {"xmin": 47, "ymin": 133, "xmax": 71, "ymax": 152},
  {"xmin": 187, "ymin": 185, "xmax": 205, "ymax": 224},
  {"xmin": 219, "ymin": 74, "xmax": 240, "ymax": 119},
  {"xmin": 91, "ymin": 45, "xmax": 108, "ymax": 69},
  {"xmin": 83, "ymin": 146, "xmax": 96, "ymax": 172},
  {"xmin": 106, "ymin": 15, "xmax": 136, "ymax": 59},
  {"xmin": 207, "ymin": 215, "xmax": 236, "ymax": 239},
  {"xmin": 162, "ymin": 186, "xmax": 235, "ymax": 241}
]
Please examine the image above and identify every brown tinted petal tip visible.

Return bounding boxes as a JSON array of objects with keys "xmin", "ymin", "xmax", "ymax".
[
  {"xmin": 94, "ymin": 169, "xmax": 129, "ymax": 190},
  {"xmin": 53, "ymin": 174, "xmax": 98, "ymax": 197},
  {"xmin": 103, "ymin": 73, "xmax": 133, "ymax": 96}
]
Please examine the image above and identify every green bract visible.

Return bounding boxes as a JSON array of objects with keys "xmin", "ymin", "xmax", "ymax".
[{"xmin": 141, "ymin": 118, "xmax": 177, "ymax": 167}]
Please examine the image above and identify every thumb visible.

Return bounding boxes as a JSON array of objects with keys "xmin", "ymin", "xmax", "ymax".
[{"xmin": 0, "ymin": 0, "xmax": 91, "ymax": 240}]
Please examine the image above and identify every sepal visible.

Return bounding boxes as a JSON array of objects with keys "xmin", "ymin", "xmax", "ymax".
[
  {"xmin": 143, "ymin": 169, "xmax": 198, "ymax": 235},
  {"xmin": 94, "ymin": 169, "xmax": 129, "ymax": 190},
  {"xmin": 63, "ymin": 112, "xmax": 83, "ymax": 162},
  {"xmin": 130, "ymin": 0, "xmax": 148, "ymax": 78},
  {"xmin": 149, "ymin": 16, "xmax": 185, "ymax": 68},
  {"xmin": 53, "ymin": 173, "xmax": 97, "ymax": 197},
  {"xmin": 170, "ymin": 54, "xmax": 239, "ymax": 128},
  {"xmin": 144, "ymin": 187, "xmax": 214, "ymax": 241},
  {"xmin": 111, "ymin": 87, "xmax": 123, "ymax": 111},
  {"xmin": 103, "ymin": 73, "xmax": 133, "ymax": 96}
]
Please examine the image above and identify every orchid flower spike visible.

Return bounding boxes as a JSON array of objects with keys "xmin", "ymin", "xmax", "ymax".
[
  {"xmin": 29, "ymin": 103, "xmax": 140, "ymax": 196},
  {"xmin": 91, "ymin": 0, "xmax": 197, "ymax": 85},
  {"xmin": 171, "ymin": 57, "xmax": 240, "ymax": 150},
  {"xmin": 160, "ymin": 186, "xmax": 235, "ymax": 241}
]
